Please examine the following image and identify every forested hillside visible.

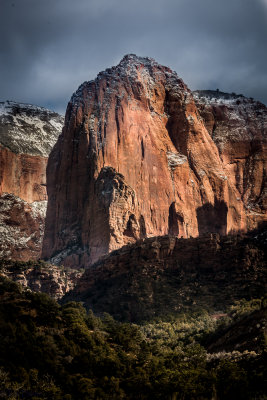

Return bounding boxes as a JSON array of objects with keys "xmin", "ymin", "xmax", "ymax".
[{"xmin": 0, "ymin": 276, "xmax": 266, "ymax": 399}]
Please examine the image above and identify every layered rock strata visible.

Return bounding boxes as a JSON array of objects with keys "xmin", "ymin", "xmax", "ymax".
[
  {"xmin": 43, "ymin": 55, "xmax": 267, "ymax": 267},
  {"xmin": 0, "ymin": 101, "xmax": 63, "ymax": 259},
  {"xmin": 63, "ymin": 229, "xmax": 267, "ymax": 321}
]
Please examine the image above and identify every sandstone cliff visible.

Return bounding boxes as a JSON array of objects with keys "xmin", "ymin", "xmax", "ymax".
[
  {"xmin": 193, "ymin": 90, "xmax": 267, "ymax": 230},
  {"xmin": 42, "ymin": 55, "xmax": 267, "ymax": 267},
  {"xmin": 0, "ymin": 101, "xmax": 64, "ymax": 260}
]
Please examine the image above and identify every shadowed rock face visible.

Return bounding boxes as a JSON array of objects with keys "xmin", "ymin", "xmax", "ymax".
[
  {"xmin": 42, "ymin": 55, "xmax": 267, "ymax": 267},
  {"xmin": 193, "ymin": 90, "xmax": 267, "ymax": 230},
  {"xmin": 0, "ymin": 101, "xmax": 63, "ymax": 260},
  {"xmin": 63, "ymin": 229, "xmax": 267, "ymax": 322},
  {"xmin": 196, "ymin": 200, "xmax": 228, "ymax": 236}
]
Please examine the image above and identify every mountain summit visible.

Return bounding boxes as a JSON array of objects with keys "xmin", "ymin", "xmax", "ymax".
[{"xmin": 42, "ymin": 55, "xmax": 267, "ymax": 267}]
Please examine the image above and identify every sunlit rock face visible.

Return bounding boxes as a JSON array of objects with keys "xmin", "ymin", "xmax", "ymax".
[
  {"xmin": 42, "ymin": 55, "xmax": 266, "ymax": 267},
  {"xmin": 0, "ymin": 101, "xmax": 63, "ymax": 260}
]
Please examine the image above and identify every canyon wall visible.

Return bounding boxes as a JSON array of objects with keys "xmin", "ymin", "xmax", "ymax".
[
  {"xmin": 0, "ymin": 101, "xmax": 63, "ymax": 260},
  {"xmin": 193, "ymin": 90, "xmax": 266, "ymax": 230}
]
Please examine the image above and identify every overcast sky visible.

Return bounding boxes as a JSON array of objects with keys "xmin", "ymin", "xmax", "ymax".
[{"xmin": 1, "ymin": 0, "xmax": 267, "ymax": 114}]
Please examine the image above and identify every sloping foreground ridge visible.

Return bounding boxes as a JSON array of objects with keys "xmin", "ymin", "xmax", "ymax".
[
  {"xmin": 42, "ymin": 54, "xmax": 267, "ymax": 267},
  {"xmin": 63, "ymin": 228, "xmax": 267, "ymax": 321}
]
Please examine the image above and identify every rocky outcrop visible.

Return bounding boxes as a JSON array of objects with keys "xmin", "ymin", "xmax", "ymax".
[
  {"xmin": 193, "ymin": 90, "xmax": 267, "ymax": 230},
  {"xmin": 0, "ymin": 101, "xmax": 63, "ymax": 259},
  {"xmin": 63, "ymin": 228, "xmax": 267, "ymax": 321},
  {"xmin": 43, "ymin": 55, "xmax": 267, "ymax": 267},
  {"xmin": 0, "ymin": 193, "xmax": 46, "ymax": 260},
  {"xmin": 0, "ymin": 259, "xmax": 82, "ymax": 299}
]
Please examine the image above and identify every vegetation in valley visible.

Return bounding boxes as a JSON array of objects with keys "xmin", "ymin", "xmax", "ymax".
[
  {"xmin": 0, "ymin": 276, "xmax": 266, "ymax": 400},
  {"xmin": 0, "ymin": 258, "xmax": 80, "ymax": 275}
]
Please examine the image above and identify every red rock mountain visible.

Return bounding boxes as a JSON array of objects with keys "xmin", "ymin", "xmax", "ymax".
[
  {"xmin": 42, "ymin": 55, "xmax": 267, "ymax": 267},
  {"xmin": 0, "ymin": 101, "xmax": 63, "ymax": 260}
]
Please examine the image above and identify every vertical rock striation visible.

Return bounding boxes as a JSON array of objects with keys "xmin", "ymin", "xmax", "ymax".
[
  {"xmin": 42, "ymin": 55, "xmax": 266, "ymax": 267},
  {"xmin": 193, "ymin": 90, "xmax": 267, "ymax": 230}
]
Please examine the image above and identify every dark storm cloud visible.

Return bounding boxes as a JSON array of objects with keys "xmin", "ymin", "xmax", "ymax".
[{"xmin": 0, "ymin": 0, "xmax": 266, "ymax": 113}]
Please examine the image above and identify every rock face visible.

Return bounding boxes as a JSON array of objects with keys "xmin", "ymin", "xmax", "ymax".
[
  {"xmin": 193, "ymin": 90, "xmax": 267, "ymax": 230},
  {"xmin": 43, "ymin": 55, "xmax": 267, "ymax": 267},
  {"xmin": 0, "ymin": 101, "xmax": 64, "ymax": 260},
  {"xmin": 63, "ymin": 229, "xmax": 267, "ymax": 321},
  {"xmin": 0, "ymin": 194, "xmax": 46, "ymax": 260},
  {"xmin": 0, "ymin": 259, "xmax": 82, "ymax": 300}
]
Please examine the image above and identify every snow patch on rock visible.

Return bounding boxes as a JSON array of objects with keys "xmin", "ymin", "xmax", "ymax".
[
  {"xmin": 30, "ymin": 200, "xmax": 47, "ymax": 218},
  {"xmin": 193, "ymin": 90, "xmax": 267, "ymax": 145},
  {"xmin": 167, "ymin": 151, "xmax": 187, "ymax": 169},
  {"xmin": 0, "ymin": 101, "xmax": 64, "ymax": 156}
]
